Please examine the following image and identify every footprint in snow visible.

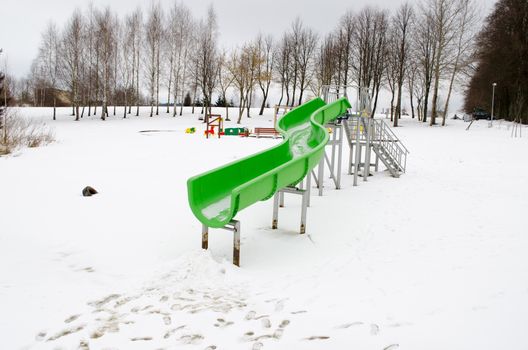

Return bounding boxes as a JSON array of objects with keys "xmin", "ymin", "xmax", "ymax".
[
  {"xmin": 252, "ymin": 342, "xmax": 264, "ymax": 350},
  {"xmin": 179, "ymin": 334, "xmax": 204, "ymax": 345},
  {"xmin": 78, "ymin": 339, "xmax": 90, "ymax": 350},
  {"xmin": 35, "ymin": 331, "xmax": 47, "ymax": 341},
  {"xmin": 279, "ymin": 320, "xmax": 290, "ymax": 328},
  {"xmin": 88, "ymin": 294, "xmax": 121, "ymax": 308},
  {"xmin": 47, "ymin": 324, "xmax": 86, "ymax": 341},
  {"xmin": 214, "ymin": 318, "xmax": 234, "ymax": 328},
  {"xmin": 242, "ymin": 331, "xmax": 255, "ymax": 342},
  {"xmin": 273, "ymin": 328, "xmax": 284, "ymax": 339},
  {"xmin": 370, "ymin": 324, "xmax": 380, "ymax": 336},
  {"xmin": 64, "ymin": 314, "xmax": 81, "ymax": 324},
  {"xmin": 335, "ymin": 321, "xmax": 363, "ymax": 329},
  {"xmin": 261, "ymin": 318, "xmax": 271, "ymax": 328},
  {"xmin": 291, "ymin": 310, "xmax": 307, "ymax": 314},
  {"xmin": 130, "ymin": 336, "xmax": 153, "ymax": 341},
  {"xmin": 163, "ymin": 325, "xmax": 186, "ymax": 339},
  {"xmin": 384, "ymin": 344, "xmax": 399, "ymax": 350},
  {"xmin": 163, "ymin": 315, "xmax": 172, "ymax": 325},
  {"xmin": 245, "ymin": 311, "xmax": 256, "ymax": 320},
  {"xmin": 275, "ymin": 299, "xmax": 286, "ymax": 311},
  {"xmin": 304, "ymin": 336, "xmax": 330, "ymax": 341}
]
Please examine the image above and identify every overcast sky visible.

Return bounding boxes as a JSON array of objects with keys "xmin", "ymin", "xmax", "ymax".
[{"xmin": 2, "ymin": 0, "xmax": 497, "ymax": 79}]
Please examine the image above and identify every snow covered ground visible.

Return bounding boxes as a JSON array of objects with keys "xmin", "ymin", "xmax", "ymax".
[{"xmin": 1, "ymin": 107, "xmax": 527, "ymax": 350}]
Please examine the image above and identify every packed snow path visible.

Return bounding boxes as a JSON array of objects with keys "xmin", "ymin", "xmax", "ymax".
[{"xmin": 1, "ymin": 107, "xmax": 527, "ymax": 349}]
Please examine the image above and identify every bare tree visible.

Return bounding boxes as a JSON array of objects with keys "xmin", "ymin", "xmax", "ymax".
[
  {"xmin": 385, "ymin": 34, "xmax": 399, "ymax": 122},
  {"xmin": 195, "ymin": 5, "xmax": 220, "ymax": 118},
  {"xmin": 144, "ymin": 2, "xmax": 162, "ymax": 117},
  {"xmin": 412, "ymin": 7, "xmax": 437, "ymax": 123},
  {"xmin": 427, "ymin": 0, "xmax": 460, "ymax": 125},
  {"xmin": 38, "ymin": 22, "xmax": 60, "ymax": 120},
  {"xmin": 167, "ymin": 2, "xmax": 194, "ymax": 117},
  {"xmin": 95, "ymin": 7, "xmax": 116, "ymax": 120},
  {"xmin": 314, "ymin": 33, "xmax": 337, "ymax": 95},
  {"xmin": 130, "ymin": 9, "xmax": 143, "ymax": 117},
  {"xmin": 295, "ymin": 23, "xmax": 318, "ymax": 105},
  {"xmin": 217, "ymin": 50, "xmax": 235, "ymax": 120},
  {"xmin": 335, "ymin": 12, "xmax": 354, "ymax": 87},
  {"xmin": 352, "ymin": 8, "xmax": 389, "ymax": 116},
  {"xmin": 273, "ymin": 34, "xmax": 292, "ymax": 106},
  {"xmin": 391, "ymin": 3, "xmax": 414, "ymax": 127},
  {"xmin": 441, "ymin": 0, "xmax": 478, "ymax": 125},
  {"xmin": 229, "ymin": 45, "xmax": 253, "ymax": 123},
  {"xmin": 61, "ymin": 10, "xmax": 84, "ymax": 120},
  {"xmin": 256, "ymin": 35, "xmax": 274, "ymax": 115}
]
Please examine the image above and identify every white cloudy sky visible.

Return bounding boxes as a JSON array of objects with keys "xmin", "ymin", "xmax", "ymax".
[{"xmin": 2, "ymin": 0, "xmax": 497, "ymax": 79}]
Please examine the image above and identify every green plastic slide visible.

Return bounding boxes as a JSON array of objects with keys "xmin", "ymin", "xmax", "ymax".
[{"xmin": 187, "ymin": 97, "xmax": 351, "ymax": 228}]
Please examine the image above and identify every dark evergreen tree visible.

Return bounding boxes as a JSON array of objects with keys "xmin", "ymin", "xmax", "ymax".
[
  {"xmin": 215, "ymin": 95, "xmax": 226, "ymax": 107},
  {"xmin": 464, "ymin": 0, "xmax": 528, "ymax": 123},
  {"xmin": 183, "ymin": 92, "xmax": 192, "ymax": 106}
]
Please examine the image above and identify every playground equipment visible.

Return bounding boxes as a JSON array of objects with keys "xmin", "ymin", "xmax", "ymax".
[
  {"xmin": 224, "ymin": 127, "xmax": 249, "ymax": 136},
  {"xmin": 205, "ymin": 114, "xmax": 223, "ymax": 139},
  {"xmin": 187, "ymin": 97, "xmax": 351, "ymax": 266},
  {"xmin": 187, "ymin": 85, "xmax": 409, "ymax": 266},
  {"xmin": 185, "ymin": 127, "xmax": 196, "ymax": 134}
]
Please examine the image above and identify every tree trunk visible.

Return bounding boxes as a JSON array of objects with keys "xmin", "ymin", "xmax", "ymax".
[
  {"xmin": 409, "ymin": 89, "xmax": 415, "ymax": 119},
  {"xmin": 278, "ymin": 83, "xmax": 285, "ymax": 106},
  {"xmin": 259, "ymin": 84, "xmax": 270, "ymax": 116}
]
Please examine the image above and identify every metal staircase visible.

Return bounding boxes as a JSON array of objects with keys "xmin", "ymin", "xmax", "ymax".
[
  {"xmin": 343, "ymin": 116, "xmax": 409, "ymax": 178},
  {"xmin": 320, "ymin": 84, "xmax": 409, "ymax": 181}
]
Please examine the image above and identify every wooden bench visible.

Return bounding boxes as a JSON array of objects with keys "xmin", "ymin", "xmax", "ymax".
[{"xmin": 253, "ymin": 127, "xmax": 281, "ymax": 139}]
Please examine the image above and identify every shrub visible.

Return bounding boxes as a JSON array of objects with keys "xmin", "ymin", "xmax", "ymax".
[{"xmin": 0, "ymin": 110, "xmax": 55, "ymax": 155}]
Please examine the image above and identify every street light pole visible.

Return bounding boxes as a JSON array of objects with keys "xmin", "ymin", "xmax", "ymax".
[{"xmin": 489, "ymin": 82, "xmax": 497, "ymax": 127}]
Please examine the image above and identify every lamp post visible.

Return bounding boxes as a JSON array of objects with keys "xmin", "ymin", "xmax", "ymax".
[{"xmin": 489, "ymin": 82, "xmax": 497, "ymax": 127}]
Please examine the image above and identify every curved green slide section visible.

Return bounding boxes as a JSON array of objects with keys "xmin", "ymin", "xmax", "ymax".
[{"xmin": 187, "ymin": 97, "xmax": 351, "ymax": 228}]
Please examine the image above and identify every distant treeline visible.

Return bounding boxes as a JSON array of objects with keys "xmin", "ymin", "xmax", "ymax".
[{"xmin": 5, "ymin": 0, "xmax": 521, "ymax": 125}]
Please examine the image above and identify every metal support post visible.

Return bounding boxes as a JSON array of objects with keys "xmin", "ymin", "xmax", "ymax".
[
  {"xmin": 317, "ymin": 157, "xmax": 324, "ymax": 196},
  {"xmin": 201, "ymin": 220, "xmax": 241, "ymax": 266},
  {"xmin": 306, "ymin": 168, "xmax": 312, "ymax": 207},
  {"xmin": 272, "ymin": 192, "xmax": 279, "ymax": 229},
  {"xmin": 331, "ymin": 124, "xmax": 337, "ymax": 177},
  {"xmin": 336, "ymin": 124, "xmax": 343, "ymax": 189},
  {"xmin": 232, "ymin": 221, "xmax": 240, "ymax": 267},
  {"xmin": 348, "ymin": 141, "xmax": 354, "ymax": 175},
  {"xmin": 363, "ymin": 118, "xmax": 371, "ymax": 181},
  {"xmin": 300, "ymin": 189, "xmax": 308, "ymax": 234},
  {"xmin": 202, "ymin": 224, "xmax": 208, "ymax": 250},
  {"xmin": 353, "ymin": 119, "xmax": 361, "ymax": 186}
]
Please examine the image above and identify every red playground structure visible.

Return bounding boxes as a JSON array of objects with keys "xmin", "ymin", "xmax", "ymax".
[{"xmin": 204, "ymin": 114, "xmax": 223, "ymax": 139}]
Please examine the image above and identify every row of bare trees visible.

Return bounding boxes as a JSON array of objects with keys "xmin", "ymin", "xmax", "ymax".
[
  {"xmin": 24, "ymin": 0, "xmax": 480, "ymax": 126},
  {"xmin": 27, "ymin": 3, "xmax": 215, "ymax": 121},
  {"xmin": 315, "ymin": 0, "xmax": 478, "ymax": 126}
]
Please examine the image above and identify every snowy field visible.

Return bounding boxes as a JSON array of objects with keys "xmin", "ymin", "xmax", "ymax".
[{"xmin": 1, "ymin": 107, "xmax": 527, "ymax": 350}]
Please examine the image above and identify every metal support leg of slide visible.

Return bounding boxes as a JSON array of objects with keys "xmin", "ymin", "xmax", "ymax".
[
  {"xmin": 201, "ymin": 220, "xmax": 241, "ymax": 266},
  {"xmin": 272, "ymin": 186, "xmax": 309, "ymax": 234}
]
